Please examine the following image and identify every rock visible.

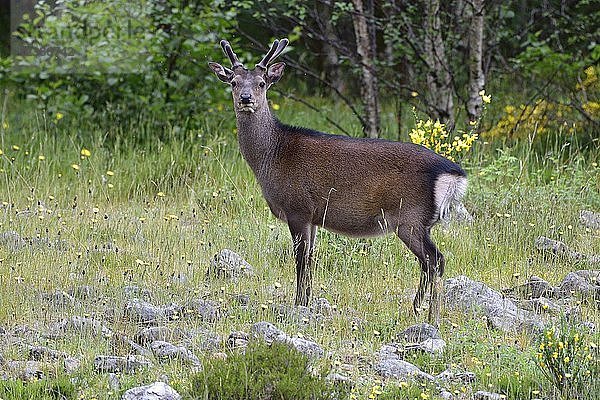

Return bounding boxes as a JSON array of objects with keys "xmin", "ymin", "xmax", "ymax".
[
  {"xmin": 250, "ymin": 321, "xmax": 287, "ymax": 343},
  {"xmin": 374, "ymin": 358, "xmax": 434, "ymax": 381},
  {"xmin": 474, "ymin": 391, "xmax": 505, "ymax": 400},
  {"xmin": 580, "ymin": 210, "xmax": 600, "ymax": 229},
  {"xmin": 122, "ymin": 381, "xmax": 181, "ymax": 400},
  {"xmin": 150, "ymin": 341, "xmax": 201, "ymax": 367},
  {"xmin": 535, "ymin": 236, "xmax": 600, "ymax": 264},
  {"xmin": 68, "ymin": 285, "xmax": 97, "ymax": 300},
  {"xmin": 311, "ymin": 298, "xmax": 333, "ymax": 316},
  {"xmin": 439, "ymin": 390, "xmax": 454, "ymax": 400},
  {"xmin": 41, "ymin": 290, "xmax": 76, "ymax": 308},
  {"xmin": 0, "ymin": 231, "xmax": 26, "ymax": 251},
  {"xmin": 504, "ymin": 276, "xmax": 555, "ymax": 299},
  {"xmin": 28, "ymin": 346, "xmax": 69, "ymax": 361},
  {"xmin": 208, "ymin": 249, "xmax": 254, "ymax": 279},
  {"xmin": 63, "ymin": 357, "xmax": 81, "ymax": 374},
  {"xmin": 93, "ymin": 355, "xmax": 152, "ymax": 373},
  {"xmin": 397, "ymin": 323, "xmax": 441, "ymax": 342},
  {"xmin": 135, "ymin": 327, "xmax": 187, "ymax": 346},
  {"xmin": 437, "ymin": 368, "xmax": 477, "ymax": 383},
  {"xmin": 272, "ymin": 304, "xmax": 323, "ymax": 324},
  {"xmin": 227, "ymin": 331, "xmax": 249, "ymax": 350},
  {"xmin": 108, "ymin": 373, "xmax": 120, "ymax": 391},
  {"xmin": 445, "ymin": 275, "xmax": 544, "ymax": 333},
  {"xmin": 519, "ymin": 297, "xmax": 562, "ymax": 314},
  {"xmin": 124, "ymin": 299, "xmax": 182, "ymax": 325},
  {"xmin": 406, "ymin": 338, "xmax": 446, "ymax": 355},
  {"xmin": 110, "ymin": 332, "xmax": 153, "ymax": 357},
  {"xmin": 326, "ymin": 372, "xmax": 352, "ymax": 385},
  {"xmin": 186, "ymin": 299, "xmax": 223, "ymax": 322},
  {"xmin": 46, "ymin": 316, "xmax": 112, "ymax": 338},
  {"xmin": 187, "ymin": 327, "xmax": 222, "ymax": 351},
  {"xmin": 284, "ymin": 337, "xmax": 324, "ymax": 358},
  {"xmin": 5, "ymin": 360, "xmax": 47, "ymax": 381},
  {"xmin": 123, "ymin": 285, "xmax": 152, "ymax": 300},
  {"xmin": 555, "ymin": 270, "xmax": 600, "ymax": 300}
]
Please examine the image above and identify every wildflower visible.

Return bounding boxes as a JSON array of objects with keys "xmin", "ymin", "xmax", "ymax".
[
  {"xmin": 0, "ymin": 149, "xmax": 3, "ymax": 155},
  {"xmin": 71, "ymin": 164, "xmax": 80, "ymax": 171},
  {"xmin": 12, "ymin": 145, "xmax": 20, "ymax": 151},
  {"xmin": 272, "ymin": 103, "xmax": 280, "ymax": 110},
  {"xmin": 482, "ymin": 94, "xmax": 491, "ymax": 104},
  {"xmin": 38, "ymin": 155, "xmax": 45, "ymax": 161},
  {"xmin": 55, "ymin": 112, "xmax": 64, "ymax": 120},
  {"xmin": 81, "ymin": 148, "xmax": 91, "ymax": 157},
  {"xmin": 106, "ymin": 170, "xmax": 115, "ymax": 176},
  {"xmin": 1, "ymin": 121, "xmax": 8, "ymax": 129},
  {"xmin": 157, "ymin": 192, "xmax": 166, "ymax": 197},
  {"xmin": 411, "ymin": 91, "xmax": 419, "ymax": 97}
]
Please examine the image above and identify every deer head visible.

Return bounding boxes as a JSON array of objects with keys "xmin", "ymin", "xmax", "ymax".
[{"xmin": 208, "ymin": 39, "xmax": 289, "ymax": 114}]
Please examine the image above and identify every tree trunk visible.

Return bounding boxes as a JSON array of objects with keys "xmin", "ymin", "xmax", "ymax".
[
  {"xmin": 351, "ymin": 0, "xmax": 380, "ymax": 138},
  {"xmin": 466, "ymin": 0, "xmax": 485, "ymax": 123},
  {"xmin": 319, "ymin": 1, "xmax": 346, "ymax": 94},
  {"xmin": 423, "ymin": 0, "xmax": 455, "ymax": 130}
]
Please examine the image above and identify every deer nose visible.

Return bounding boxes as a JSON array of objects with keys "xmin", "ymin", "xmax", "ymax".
[{"xmin": 240, "ymin": 93, "xmax": 252, "ymax": 104}]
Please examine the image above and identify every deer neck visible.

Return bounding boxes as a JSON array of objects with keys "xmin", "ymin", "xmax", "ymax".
[{"xmin": 235, "ymin": 107, "xmax": 282, "ymax": 179}]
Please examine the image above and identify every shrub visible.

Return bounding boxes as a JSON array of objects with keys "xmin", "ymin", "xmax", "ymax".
[
  {"xmin": 189, "ymin": 342, "xmax": 348, "ymax": 400},
  {"xmin": 409, "ymin": 114, "xmax": 478, "ymax": 162},
  {"xmin": 536, "ymin": 321, "xmax": 600, "ymax": 398}
]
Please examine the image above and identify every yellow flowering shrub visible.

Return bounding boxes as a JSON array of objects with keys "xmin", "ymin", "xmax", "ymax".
[
  {"xmin": 486, "ymin": 65, "xmax": 599, "ymax": 141},
  {"xmin": 409, "ymin": 118, "xmax": 478, "ymax": 162}
]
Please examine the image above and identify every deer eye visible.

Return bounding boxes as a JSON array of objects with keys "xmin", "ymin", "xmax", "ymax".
[
  {"xmin": 259, "ymin": 82, "xmax": 266, "ymax": 88},
  {"xmin": 231, "ymin": 81, "xmax": 237, "ymax": 88}
]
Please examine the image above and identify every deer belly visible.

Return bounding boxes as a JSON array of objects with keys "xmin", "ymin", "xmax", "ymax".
[{"xmin": 314, "ymin": 210, "xmax": 394, "ymax": 238}]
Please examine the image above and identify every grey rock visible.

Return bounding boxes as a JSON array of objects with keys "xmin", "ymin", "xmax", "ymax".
[
  {"xmin": 445, "ymin": 275, "xmax": 544, "ymax": 333},
  {"xmin": 6, "ymin": 360, "xmax": 46, "ymax": 381},
  {"xmin": 284, "ymin": 337, "xmax": 324, "ymax": 358},
  {"xmin": 123, "ymin": 285, "xmax": 152, "ymax": 300},
  {"xmin": 208, "ymin": 249, "xmax": 254, "ymax": 279},
  {"xmin": 326, "ymin": 372, "xmax": 352, "ymax": 385},
  {"xmin": 122, "ymin": 381, "xmax": 181, "ymax": 400},
  {"xmin": 124, "ymin": 299, "xmax": 182, "ymax": 325},
  {"xmin": 41, "ymin": 290, "xmax": 76, "ymax": 307},
  {"xmin": 272, "ymin": 304, "xmax": 322, "ymax": 324},
  {"xmin": 374, "ymin": 358, "xmax": 434, "ymax": 381},
  {"xmin": 519, "ymin": 297, "xmax": 562, "ymax": 314},
  {"xmin": 111, "ymin": 332, "xmax": 153, "ymax": 357},
  {"xmin": 556, "ymin": 270, "xmax": 600, "ymax": 299},
  {"xmin": 227, "ymin": 331, "xmax": 249, "ymax": 350},
  {"xmin": 580, "ymin": 210, "xmax": 600, "ymax": 230},
  {"xmin": 397, "ymin": 323, "xmax": 441, "ymax": 342},
  {"xmin": 63, "ymin": 357, "xmax": 81, "ymax": 374},
  {"xmin": 439, "ymin": 390, "xmax": 454, "ymax": 400},
  {"xmin": 93, "ymin": 355, "xmax": 152, "ymax": 373},
  {"xmin": 135, "ymin": 327, "xmax": 187, "ymax": 346},
  {"xmin": 187, "ymin": 327, "xmax": 222, "ymax": 351},
  {"xmin": 108, "ymin": 373, "xmax": 120, "ymax": 391},
  {"xmin": 250, "ymin": 321, "xmax": 287, "ymax": 343},
  {"xmin": 186, "ymin": 299, "xmax": 223, "ymax": 322},
  {"xmin": 474, "ymin": 391, "xmax": 505, "ymax": 400},
  {"xmin": 436, "ymin": 368, "xmax": 477, "ymax": 383},
  {"xmin": 311, "ymin": 298, "xmax": 333, "ymax": 316},
  {"xmin": 150, "ymin": 341, "xmax": 201, "ymax": 367},
  {"xmin": 504, "ymin": 276, "xmax": 555, "ymax": 299},
  {"xmin": 535, "ymin": 236, "xmax": 600, "ymax": 264},
  {"xmin": 0, "ymin": 231, "xmax": 26, "ymax": 251},
  {"xmin": 406, "ymin": 338, "xmax": 446, "ymax": 355},
  {"xmin": 46, "ymin": 316, "xmax": 112, "ymax": 338},
  {"xmin": 28, "ymin": 345, "xmax": 69, "ymax": 361}
]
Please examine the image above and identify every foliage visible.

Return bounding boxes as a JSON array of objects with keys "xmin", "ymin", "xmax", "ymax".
[
  {"xmin": 0, "ymin": 378, "xmax": 76, "ymax": 400},
  {"xmin": 536, "ymin": 321, "xmax": 600, "ymax": 398},
  {"xmin": 189, "ymin": 342, "xmax": 348, "ymax": 400},
  {"xmin": 3, "ymin": 0, "xmax": 234, "ymax": 135}
]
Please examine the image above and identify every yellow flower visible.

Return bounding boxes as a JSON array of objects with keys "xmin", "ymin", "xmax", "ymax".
[
  {"xmin": 56, "ymin": 112, "xmax": 64, "ymax": 120},
  {"xmin": 411, "ymin": 91, "xmax": 419, "ymax": 97},
  {"xmin": 71, "ymin": 164, "xmax": 80, "ymax": 171},
  {"xmin": 482, "ymin": 94, "xmax": 491, "ymax": 104},
  {"xmin": 0, "ymin": 149, "xmax": 3, "ymax": 156},
  {"xmin": 81, "ymin": 148, "xmax": 91, "ymax": 157},
  {"xmin": 272, "ymin": 103, "xmax": 280, "ymax": 110},
  {"xmin": 106, "ymin": 170, "xmax": 115, "ymax": 176},
  {"xmin": 157, "ymin": 192, "xmax": 166, "ymax": 197},
  {"xmin": 12, "ymin": 145, "xmax": 20, "ymax": 151},
  {"xmin": 1, "ymin": 121, "xmax": 8, "ymax": 129},
  {"xmin": 38, "ymin": 155, "xmax": 45, "ymax": 161}
]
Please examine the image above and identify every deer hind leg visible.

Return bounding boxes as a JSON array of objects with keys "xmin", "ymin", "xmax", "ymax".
[
  {"xmin": 288, "ymin": 218, "xmax": 316, "ymax": 307},
  {"xmin": 398, "ymin": 228, "xmax": 445, "ymax": 326}
]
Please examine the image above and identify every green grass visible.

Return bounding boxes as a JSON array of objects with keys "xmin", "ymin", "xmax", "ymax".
[{"xmin": 0, "ymin": 96, "xmax": 598, "ymax": 399}]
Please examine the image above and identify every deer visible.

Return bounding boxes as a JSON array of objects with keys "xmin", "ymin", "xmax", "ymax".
[{"xmin": 208, "ymin": 38, "xmax": 468, "ymax": 325}]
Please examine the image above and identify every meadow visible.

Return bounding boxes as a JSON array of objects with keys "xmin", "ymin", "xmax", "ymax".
[{"xmin": 0, "ymin": 94, "xmax": 599, "ymax": 399}]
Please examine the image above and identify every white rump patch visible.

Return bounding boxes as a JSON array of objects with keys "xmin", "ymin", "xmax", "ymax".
[{"xmin": 434, "ymin": 174, "xmax": 468, "ymax": 222}]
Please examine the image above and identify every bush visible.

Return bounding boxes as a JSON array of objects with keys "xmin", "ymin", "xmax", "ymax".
[
  {"xmin": 3, "ymin": 0, "xmax": 234, "ymax": 136},
  {"xmin": 189, "ymin": 342, "xmax": 348, "ymax": 400}
]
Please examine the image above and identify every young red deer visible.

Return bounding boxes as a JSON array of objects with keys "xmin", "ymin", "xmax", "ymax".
[{"xmin": 209, "ymin": 39, "xmax": 467, "ymax": 325}]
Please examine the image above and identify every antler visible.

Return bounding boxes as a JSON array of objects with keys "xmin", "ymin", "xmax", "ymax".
[
  {"xmin": 220, "ymin": 40, "xmax": 243, "ymax": 69},
  {"xmin": 256, "ymin": 38, "xmax": 289, "ymax": 70}
]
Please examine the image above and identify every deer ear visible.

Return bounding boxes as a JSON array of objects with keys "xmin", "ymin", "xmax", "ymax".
[
  {"xmin": 267, "ymin": 62, "xmax": 285, "ymax": 83},
  {"xmin": 208, "ymin": 62, "xmax": 233, "ymax": 83}
]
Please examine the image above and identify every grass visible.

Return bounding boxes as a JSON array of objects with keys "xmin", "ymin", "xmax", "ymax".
[{"xmin": 0, "ymin": 95, "xmax": 598, "ymax": 399}]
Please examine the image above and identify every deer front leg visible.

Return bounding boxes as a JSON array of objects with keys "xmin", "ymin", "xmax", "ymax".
[{"xmin": 288, "ymin": 218, "xmax": 315, "ymax": 307}]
